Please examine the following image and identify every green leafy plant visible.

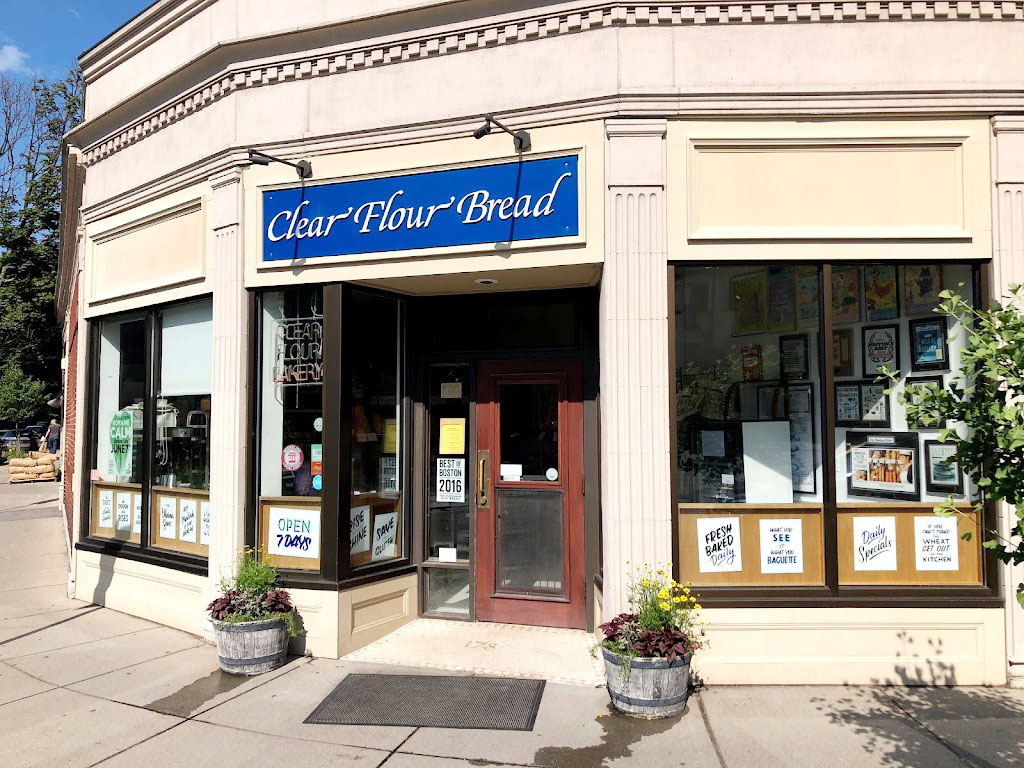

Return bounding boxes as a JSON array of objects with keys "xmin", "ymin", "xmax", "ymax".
[
  {"xmin": 599, "ymin": 562, "xmax": 707, "ymax": 679},
  {"xmin": 880, "ymin": 284, "xmax": 1024, "ymax": 608},
  {"xmin": 207, "ymin": 549, "xmax": 302, "ymax": 637}
]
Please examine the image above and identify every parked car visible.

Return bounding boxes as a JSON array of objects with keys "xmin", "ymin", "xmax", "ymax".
[{"xmin": 0, "ymin": 430, "xmax": 39, "ymax": 455}]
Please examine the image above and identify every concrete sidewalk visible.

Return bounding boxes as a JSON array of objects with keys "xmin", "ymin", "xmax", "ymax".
[{"xmin": 2, "ymin": 474, "xmax": 1022, "ymax": 767}]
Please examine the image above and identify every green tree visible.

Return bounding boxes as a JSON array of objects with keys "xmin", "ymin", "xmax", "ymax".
[
  {"xmin": 0, "ymin": 69, "xmax": 83, "ymax": 410},
  {"xmin": 0, "ymin": 362, "xmax": 47, "ymax": 447},
  {"xmin": 884, "ymin": 285, "xmax": 1024, "ymax": 608}
]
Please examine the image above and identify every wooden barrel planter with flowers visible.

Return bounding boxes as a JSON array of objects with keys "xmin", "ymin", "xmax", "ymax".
[
  {"xmin": 599, "ymin": 563, "xmax": 706, "ymax": 719},
  {"xmin": 212, "ymin": 617, "xmax": 290, "ymax": 676},
  {"xmin": 602, "ymin": 648, "xmax": 692, "ymax": 718}
]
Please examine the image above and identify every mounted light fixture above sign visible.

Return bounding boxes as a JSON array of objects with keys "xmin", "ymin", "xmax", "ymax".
[
  {"xmin": 248, "ymin": 149, "xmax": 313, "ymax": 179},
  {"xmin": 473, "ymin": 114, "xmax": 531, "ymax": 153}
]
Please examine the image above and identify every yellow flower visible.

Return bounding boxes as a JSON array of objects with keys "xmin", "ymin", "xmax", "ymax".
[
  {"xmin": 642, "ymin": 579, "xmax": 650, "ymax": 587},
  {"xmin": 673, "ymin": 596, "xmax": 682, "ymax": 604},
  {"xmin": 694, "ymin": 603, "xmax": 703, "ymax": 611},
  {"xmin": 658, "ymin": 588, "xmax": 669, "ymax": 599},
  {"xmin": 659, "ymin": 602, "xmax": 671, "ymax": 611},
  {"xmin": 700, "ymin": 620, "xmax": 706, "ymax": 626},
  {"xmin": 683, "ymin": 587, "xmax": 690, "ymax": 595}
]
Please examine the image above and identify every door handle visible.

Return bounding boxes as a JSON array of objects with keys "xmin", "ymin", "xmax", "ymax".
[{"xmin": 478, "ymin": 449, "xmax": 490, "ymax": 508}]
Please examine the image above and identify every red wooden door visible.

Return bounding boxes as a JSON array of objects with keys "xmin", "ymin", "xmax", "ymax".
[{"xmin": 475, "ymin": 359, "xmax": 585, "ymax": 629}]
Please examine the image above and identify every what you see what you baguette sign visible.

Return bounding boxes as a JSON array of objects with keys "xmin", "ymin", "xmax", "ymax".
[{"xmin": 261, "ymin": 155, "xmax": 580, "ymax": 262}]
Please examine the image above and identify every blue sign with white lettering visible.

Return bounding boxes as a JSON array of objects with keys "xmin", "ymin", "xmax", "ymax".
[{"xmin": 261, "ymin": 154, "xmax": 579, "ymax": 262}]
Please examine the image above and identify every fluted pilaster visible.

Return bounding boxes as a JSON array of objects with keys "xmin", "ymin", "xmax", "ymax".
[
  {"xmin": 208, "ymin": 169, "xmax": 248, "ymax": 596},
  {"xmin": 992, "ymin": 116, "xmax": 1024, "ymax": 687},
  {"xmin": 600, "ymin": 119, "xmax": 672, "ymax": 617}
]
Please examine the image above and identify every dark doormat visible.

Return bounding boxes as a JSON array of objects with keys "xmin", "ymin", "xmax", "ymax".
[{"xmin": 304, "ymin": 674, "xmax": 546, "ymax": 730}]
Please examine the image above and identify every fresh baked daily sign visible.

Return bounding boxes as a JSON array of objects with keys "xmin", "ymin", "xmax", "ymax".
[{"xmin": 261, "ymin": 155, "xmax": 580, "ymax": 261}]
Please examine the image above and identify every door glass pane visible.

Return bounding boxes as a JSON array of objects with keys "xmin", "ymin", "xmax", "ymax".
[
  {"xmin": 498, "ymin": 383, "xmax": 558, "ymax": 482},
  {"xmin": 495, "ymin": 489, "xmax": 564, "ymax": 595},
  {"xmin": 428, "ymin": 365, "xmax": 471, "ymax": 560},
  {"xmin": 424, "ymin": 568, "xmax": 470, "ymax": 616}
]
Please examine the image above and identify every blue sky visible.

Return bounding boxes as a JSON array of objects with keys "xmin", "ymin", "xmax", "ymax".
[{"xmin": 0, "ymin": 1, "xmax": 153, "ymax": 82}]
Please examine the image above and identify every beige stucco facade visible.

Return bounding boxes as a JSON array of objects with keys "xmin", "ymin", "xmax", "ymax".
[{"xmin": 59, "ymin": 0, "xmax": 1024, "ymax": 685}]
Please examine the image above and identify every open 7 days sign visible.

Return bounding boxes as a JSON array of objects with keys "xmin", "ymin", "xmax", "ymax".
[{"xmin": 261, "ymin": 154, "xmax": 580, "ymax": 262}]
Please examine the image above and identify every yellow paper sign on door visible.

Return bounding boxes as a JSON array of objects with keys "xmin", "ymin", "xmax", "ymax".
[
  {"xmin": 383, "ymin": 420, "xmax": 398, "ymax": 454},
  {"xmin": 438, "ymin": 418, "xmax": 466, "ymax": 455}
]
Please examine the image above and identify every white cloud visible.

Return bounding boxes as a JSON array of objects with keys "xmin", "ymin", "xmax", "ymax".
[
  {"xmin": 66, "ymin": 7, "xmax": 82, "ymax": 20},
  {"xmin": 0, "ymin": 44, "xmax": 30, "ymax": 74}
]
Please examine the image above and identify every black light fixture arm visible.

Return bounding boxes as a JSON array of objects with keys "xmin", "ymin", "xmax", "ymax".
[
  {"xmin": 247, "ymin": 149, "xmax": 313, "ymax": 179},
  {"xmin": 474, "ymin": 114, "xmax": 532, "ymax": 152}
]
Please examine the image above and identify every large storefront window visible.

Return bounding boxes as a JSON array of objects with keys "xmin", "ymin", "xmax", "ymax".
[
  {"xmin": 88, "ymin": 298, "xmax": 213, "ymax": 559},
  {"xmin": 348, "ymin": 289, "xmax": 404, "ymax": 570},
  {"xmin": 258, "ymin": 286, "xmax": 323, "ymax": 571},
  {"xmin": 675, "ymin": 266, "xmax": 826, "ymax": 585},
  {"xmin": 674, "ymin": 263, "xmax": 984, "ymax": 591}
]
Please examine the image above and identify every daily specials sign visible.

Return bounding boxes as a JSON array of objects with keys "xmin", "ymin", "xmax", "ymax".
[{"xmin": 261, "ymin": 155, "xmax": 580, "ymax": 262}]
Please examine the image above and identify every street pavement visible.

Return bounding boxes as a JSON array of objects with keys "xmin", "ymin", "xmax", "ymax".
[{"xmin": 1, "ymin": 466, "xmax": 1022, "ymax": 768}]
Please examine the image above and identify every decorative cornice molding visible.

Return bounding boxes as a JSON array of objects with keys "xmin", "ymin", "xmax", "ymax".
[{"xmin": 76, "ymin": 1, "xmax": 1024, "ymax": 167}]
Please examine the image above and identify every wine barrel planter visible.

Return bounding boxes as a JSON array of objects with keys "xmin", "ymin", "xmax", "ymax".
[
  {"xmin": 212, "ymin": 617, "xmax": 289, "ymax": 675},
  {"xmin": 601, "ymin": 647, "xmax": 692, "ymax": 718}
]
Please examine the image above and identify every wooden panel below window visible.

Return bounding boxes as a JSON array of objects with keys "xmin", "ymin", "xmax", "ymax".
[
  {"xmin": 837, "ymin": 504, "xmax": 982, "ymax": 586},
  {"xmin": 677, "ymin": 505, "xmax": 825, "ymax": 586},
  {"xmin": 150, "ymin": 487, "xmax": 209, "ymax": 558},
  {"xmin": 258, "ymin": 496, "xmax": 322, "ymax": 572},
  {"xmin": 90, "ymin": 482, "xmax": 142, "ymax": 544}
]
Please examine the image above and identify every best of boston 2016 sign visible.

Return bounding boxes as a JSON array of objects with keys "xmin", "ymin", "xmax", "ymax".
[{"xmin": 261, "ymin": 155, "xmax": 579, "ymax": 262}]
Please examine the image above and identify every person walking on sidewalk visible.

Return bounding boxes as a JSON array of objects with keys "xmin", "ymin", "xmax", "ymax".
[{"xmin": 44, "ymin": 419, "xmax": 61, "ymax": 454}]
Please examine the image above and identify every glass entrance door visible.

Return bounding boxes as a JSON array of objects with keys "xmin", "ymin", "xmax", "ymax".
[{"xmin": 475, "ymin": 359, "xmax": 585, "ymax": 629}]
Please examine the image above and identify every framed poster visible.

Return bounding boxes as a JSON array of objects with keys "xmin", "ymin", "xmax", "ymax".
[
  {"xmin": 862, "ymin": 324, "xmax": 900, "ymax": 378},
  {"xmin": 924, "ymin": 439, "xmax": 964, "ymax": 496},
  {"xmin": 741, "ymin": 345, "xmax": 762, "ymax": 382},
  {"xmin": 863, "ymin": 265, "xmax": 900, "ymax": 321},
  {"xmin": 846, "ymin": 431, "xmax": 919, "ymax": 501},
  {"xmin": 835, "ymin": 383, "xmax": 862, "ymax": 426},
  {"xmin": 904, "ymin": 375, "xmax": 945, "ymax": 405},
  {"xmin": 852, "ymin": 515, "xmax": 898, "ymax": 571},
  {"xmin": 787, "ymin": 383, "xmax": 816, "ymax": 494},
  {"xmin": 904, "ymin": 264, "xmax": 944, "ymax": 316},
  {"xmin": 831, "ymin": 266, "xmax": 861, "ymax": 325},
  {"xmin": 779, "ymin": 333, "xmax": 809, "ymax": 381},
  {"xmin": 832, "ymin": 328, "xmax": 854, "ymax": 377},
  {"xmin": 910, "ymin": 317, "xmax": 950, "ymax": 372},
  {"xmin": 796, "ymin": 265, "xmax": 819, "ymax": 328},
  {"xmin": 767, "ymin": 266, "xmax": 797, "ymax": 332},
  {"xmin": 731, "ymin": 271, "xmax": 768, "ymax": 336},
  {"xmin": 859, "ymin": 382, "xmax": 891, "ymax": 427}
]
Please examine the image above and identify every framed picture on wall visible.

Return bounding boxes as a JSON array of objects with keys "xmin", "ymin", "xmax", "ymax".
[
  {"xmin": 904, "ymin": 264, "xmax": 944, "ymax": 316},
  {"xmin": 847, "ymin": 431, "xmax": 920, "ymax": 502},
  {"xmin": 904, "ymin": 374, "xmax": 945, "ymax": 404},
  {"xmin": 832, "ymin": 328, "xmax": 855, "ymax": 377},
  {"xmin": 859, "ymin": 382, "xmax": 891, "ymax": 427},
  {"xmin": 767, "ymin": 266, "xmax": 797, "ymax": 332},
  {"xmin": 779, "ymin": 333, "xmax": 809, "ymax": 381},
  {"xmin": 863, "ymin": 265, "xmax": 900, "ymax": 321},
  {"xmin": 796, "ymin": 265, "xmax": 819, "ymax": 328},
  {"xmin": 862, "ymin": 324, "xmax": 900, "ymax": 378},
  {"xmin": 731, "ymin": 270, "xmax": 768, "ymax": 336},
  {"xmin": 835, "ymin": 383, "xmax": 862, "ymax": 426},
  {"xmin": 758, "ymin": 384, "xmax": 786, "ymax": 420},
  {"xmin": 787, "ymin": 383, "xmax": 816, "ymax": 494},
  {"xmin": 924, "ymin": 440, "xmax": 964, "ymax": 496},
  {"xmin": 741, "ymin": 345, "xmax": 763, "ymax": 382},
  {"xmin": 831, "ymin": 267, "xmax": 861, "ymax": 325},
  {"xmin": 910, "ymin": 317, "xmax": 950, "ymax": 372}
]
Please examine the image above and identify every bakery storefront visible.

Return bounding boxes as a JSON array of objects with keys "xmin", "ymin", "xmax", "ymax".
[{"xmin": 65, "ymin": 3, "xmax": 1023, "ymax": 686}]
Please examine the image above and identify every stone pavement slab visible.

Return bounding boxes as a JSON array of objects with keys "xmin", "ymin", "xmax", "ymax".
[
  {"xmin": 6, "ymin": 625, "xmax": 204, "ymax": 686},
  {"xmin": 0, "ymin": 564, "xmax": 70, "ymax": 592},
  {"xmin": 700, "ymin": 685, "xmax": 967, "ymax": 768},
  {"xmin": 0, "ymin": 660, "xmax": 55, "ymax": 706},
  {"xmin": 195, "ymin": 658, "xmax": 420, "ymax": 751},
  {"xmin": 0, "ymin": 686, "xmax": 180, "ymax": 768},
  {"xmin": 0, "ymin": 604, "xmax": 155, "ymax": 659},
  {"xmin": 0, "ymin": 551, "xmax": 71, "ymax": 574},
  {"xmin": 886, "ymin": 686, "xmax": 1024, "ymax": 767},
  {"xmin": 96, "ymin": 719, "xmax": 386, "ymax": 767},
  {"xmin": 346, "ymin": 617, "xmax": 605, "ymax": 687},
  {"xmin": 0, "ymin": 583, "xmax": 84, "ymax": 618}
]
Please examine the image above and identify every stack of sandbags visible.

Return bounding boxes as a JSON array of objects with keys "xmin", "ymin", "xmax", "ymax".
[{"xmin": 8, "ymin": 451, "xmax": 57, "ymax": 483}]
